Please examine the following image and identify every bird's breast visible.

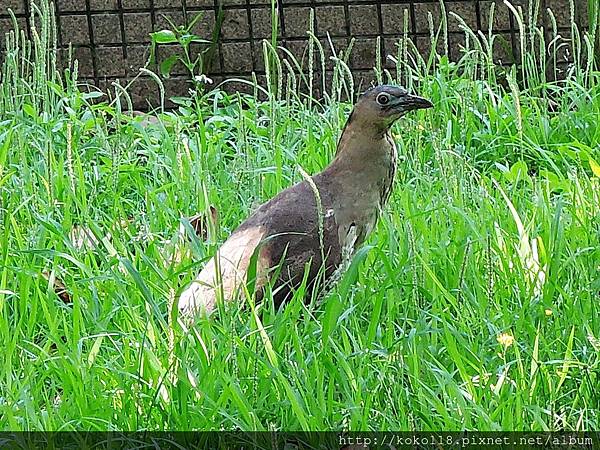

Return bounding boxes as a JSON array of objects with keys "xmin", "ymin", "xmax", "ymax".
[{"xmin": 379, "ymin": 133, "xmax": 398, "ymax": 206}]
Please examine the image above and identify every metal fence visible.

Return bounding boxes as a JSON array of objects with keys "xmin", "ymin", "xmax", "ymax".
[{"xmin": 0, "ymin": 0, "xmax": 588, "ymax": 108}]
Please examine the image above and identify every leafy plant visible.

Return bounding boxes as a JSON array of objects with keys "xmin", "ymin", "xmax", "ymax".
[{"xmin": 149, "ymin": 9, "xmax": 224, "ymax": 91}]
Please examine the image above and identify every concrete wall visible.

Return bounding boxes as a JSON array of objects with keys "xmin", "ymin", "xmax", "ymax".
[{"xmin": 0, "ymin": 0, "xmax": 588, "ymax": 108}]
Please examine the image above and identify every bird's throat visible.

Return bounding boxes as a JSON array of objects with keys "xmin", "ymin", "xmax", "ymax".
[{"xmin": 329, "ymin": 128, "xmax": 396, "ymax": 180}]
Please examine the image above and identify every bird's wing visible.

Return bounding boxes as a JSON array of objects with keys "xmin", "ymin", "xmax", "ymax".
[
  {"xmin": 178, "ymin": 225, "xmax": 268, "ymax": 317},
  {"xmin": 178, "ymin": 179, "xmax": 344, "ymax": 317}
]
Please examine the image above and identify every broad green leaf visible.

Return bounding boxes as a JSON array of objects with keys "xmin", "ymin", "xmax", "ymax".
[
  {"xmin": 589, "ymin": 156, "xmax": 600, "ymax": 177},
  {"xmin": 179, "ymin": 34, "xmax": 209, "ymax": 47},
  {"xmin": 529, "ymin": 326, "xmax": 540, "ymax": 400},
  {"xmin": 0, "ymin": 129, "xmax": 12, "ymax": 175},
  {"xmin": 159, "ymin": 55, "xmax": 179, "ymax": 78},
  {"xmin": 23, "ymin": 103, "xmax": 37, "ymax": 119},
  {"xmin": 150, "ymin": 29, "xmax": 178, "ymax": 44},
  {"xmin": 87, "ymin": 335, "xmax": 105, "ymax": 367},
  {"xmin": 556, "ymin": 326, "xmax": 575, "ymax": 394}
]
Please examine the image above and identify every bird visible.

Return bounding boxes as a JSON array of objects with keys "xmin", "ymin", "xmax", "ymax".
[{"xmin": 178, "ymin": 85, "xmax": 432, "ymax": 318}]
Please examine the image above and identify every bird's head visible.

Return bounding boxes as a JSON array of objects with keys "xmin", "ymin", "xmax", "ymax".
[{"xmin": 349, "ymin": 85, "xmax": 433, "ymax": 133}]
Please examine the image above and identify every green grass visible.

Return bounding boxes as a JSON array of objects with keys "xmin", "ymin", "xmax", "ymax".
[{"xmin": 0, "ymin": 0, "xmax": 599, "ymax": 431}]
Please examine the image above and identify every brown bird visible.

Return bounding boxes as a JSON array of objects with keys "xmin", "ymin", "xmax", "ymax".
[{"xmin": 178, "ymin": 85, "xmax": 432, "ymax": 317}]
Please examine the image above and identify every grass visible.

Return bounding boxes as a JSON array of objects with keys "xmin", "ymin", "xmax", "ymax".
[{"xmin": 0, "ymin": 0, "xmax": 599, "ymax": 431}]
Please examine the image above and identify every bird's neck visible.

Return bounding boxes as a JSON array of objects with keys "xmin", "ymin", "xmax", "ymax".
[
  {"xmin": 317, "ymin": 124, "xmax": 398, "ymax": 225},
  {"xmin": 328, "ymin": 125, "xmax": 395, "ymax": 175}
]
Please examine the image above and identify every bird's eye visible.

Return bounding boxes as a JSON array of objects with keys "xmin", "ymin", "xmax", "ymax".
[{"xmin": 376, "ymin": 93, "xmax": 390, "ymax": 106}]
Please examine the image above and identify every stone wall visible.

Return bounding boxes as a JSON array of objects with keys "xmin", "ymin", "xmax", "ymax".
[{"xmin": 0, "ymin": 0, "xmax": 589, "ymax": 108}]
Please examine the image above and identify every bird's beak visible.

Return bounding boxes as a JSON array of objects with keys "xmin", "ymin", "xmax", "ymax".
[{"xmin": 404, "ymin": 94, "xmax": 434, "ymax": 111}]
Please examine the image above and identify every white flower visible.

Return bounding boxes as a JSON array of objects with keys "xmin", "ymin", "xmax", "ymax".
[{"xmin": 194, "ymin": 74, "xmax": 213, "ymax": 85}]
